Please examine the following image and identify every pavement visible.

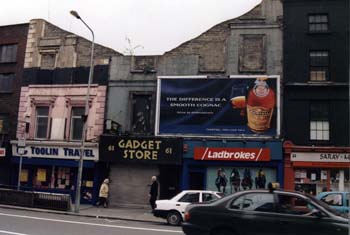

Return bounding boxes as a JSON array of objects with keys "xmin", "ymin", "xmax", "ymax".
[{"xmin": 0, "ymin": 203, "xmax": 164, "ymax": 223}]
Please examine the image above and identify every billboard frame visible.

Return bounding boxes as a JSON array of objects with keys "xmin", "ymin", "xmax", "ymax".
[{"xmin": 155, "ymin": 75, "xmax": 281, "ymax": 139}]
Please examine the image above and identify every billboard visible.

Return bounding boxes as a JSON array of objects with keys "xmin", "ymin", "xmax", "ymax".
[{"xmin": 156, "ymin": 76, "xmax": 280, "ymax": 137}]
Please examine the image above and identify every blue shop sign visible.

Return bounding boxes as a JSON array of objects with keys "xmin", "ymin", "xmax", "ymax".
[{"xmin": 11, "ymin": 143, "xmax": 99, "ymax": 161}]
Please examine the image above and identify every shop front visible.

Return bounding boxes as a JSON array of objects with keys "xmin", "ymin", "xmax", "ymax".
[
  {"xmin": 181, "ymin": 140, "xmax": 283, "ymax": 195},
  {"xmin": 11, "ymin": 141, "xmax": 102, "ymax": 204},
  {"xmin": 99, "ymin": 135, "xmax": 182, "ymax": 207},
  {"xmin": 284, "ymin": 141, "xmax": 350, "ymax": 195}
]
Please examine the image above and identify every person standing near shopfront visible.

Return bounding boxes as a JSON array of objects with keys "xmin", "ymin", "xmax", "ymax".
[
  {"xmin": 96, "ymin": 178, "xmax": 109, "ymax": 208},
  {"xmin": 149, "ymin": 176, "xmax": 158, "ymax": 210}
]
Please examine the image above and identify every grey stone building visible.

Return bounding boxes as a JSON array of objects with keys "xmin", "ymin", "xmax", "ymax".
[{"xmin": 102, "ymin": 0, "xmax": 283, "ymax": 207}]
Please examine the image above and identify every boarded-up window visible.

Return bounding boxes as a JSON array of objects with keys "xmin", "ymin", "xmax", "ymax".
[
  {"xmin": 199, "ymin": 41, "xmax": 226, "ymax": 72},
  {"xmin": 239, "ymin": 35, "xmax": 266, "ymax": 72},
  {"xmin": 40, "ymin": 53, "xmax": 56, "ymax": 69},
  {"xmin": 131, "ymin": 93, "xmax": 152, "ymax": 134},
  {"xmin": 131, "ymin": 56, "xmax": 157, "ymax": 73}
]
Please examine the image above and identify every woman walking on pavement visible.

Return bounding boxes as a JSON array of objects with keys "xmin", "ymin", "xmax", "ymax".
[{"xmin": 96, "ymin": 178, "xmax": 109, "ymax": 208}]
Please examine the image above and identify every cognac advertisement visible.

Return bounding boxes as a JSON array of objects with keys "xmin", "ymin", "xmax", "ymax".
[{"xmin": 156, "ymin": 76, "xmax": 280, "ymax": 137}]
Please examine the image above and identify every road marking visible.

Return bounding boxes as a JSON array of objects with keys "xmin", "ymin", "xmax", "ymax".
[
  {"xmin": 0, "ymin": 230, "xmax": 30, "ymax": 235},
  {"xmin": 0, "ymin": 213, "xmax": 182, "ymax": 234}
]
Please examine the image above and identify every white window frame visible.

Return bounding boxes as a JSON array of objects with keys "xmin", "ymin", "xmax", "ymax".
[
  {"xmin": 35, "ymin": 107, "xmax": 50, "ymax": 139},
  {"xmin": 70, "ymin": 107, "xmax": 84, "ymax": 141},
  {"xmin": 308, "ymin": 14, "xmax": 328, "ymax": 32}
]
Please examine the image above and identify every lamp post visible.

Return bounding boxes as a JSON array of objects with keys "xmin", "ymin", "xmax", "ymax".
[
  {"xmin": 70, "ymin": 10, "xmax": 94, "ymax": 213},
  {"xmin": 17, "ymin": 116, "xmax": 30, "ymax": 191}
]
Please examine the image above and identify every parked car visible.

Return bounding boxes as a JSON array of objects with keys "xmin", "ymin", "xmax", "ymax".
[
  {"xmin": 153, "ymin": 190, "xmax": 224, "ymax": 225},
  {"xmin": 317, "ymin": 191, "xmax": 349, "ymax": 214},
  {"xmin": 182, "ymin": 188, "xmax": 348, "ymax": 235}
]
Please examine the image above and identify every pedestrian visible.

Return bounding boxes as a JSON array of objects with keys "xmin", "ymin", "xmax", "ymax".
[
  {"xmin": 220, "ymin": 169, "xmax": 228, "ymax": 194},
  {"xmin": 215, "ymin": 169, "xmax": 222, "ymax": 192},
  {"xmin": 96, "ymin": 178, "xmax": 109, "ymax": 208},
  {"xmin": 149, "ymin": 176, "xmax": 158, "ymax": 211}
]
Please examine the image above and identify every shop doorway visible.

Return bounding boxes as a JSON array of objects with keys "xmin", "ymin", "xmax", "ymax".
[
  {"xmin": 159, "ymin": 166, "xmax": 180, "ymax": 200},
  {"xmin": 189, "ymin": 171, "xmax": 205, "ymax": 190}
]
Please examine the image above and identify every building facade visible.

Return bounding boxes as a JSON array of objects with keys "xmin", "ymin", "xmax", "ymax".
[
  {"xmin": 0, "ymin": 23, "xmax": 29, "ymax": 185},
  {"xmin": 11, "ymin": 19, "xmax": 118, "ymax": 203},
  {"xmin": 102, "ymin": 0, "xmax": 284, "ymax": 207},
  {"xmin": 283, "ymin": 0, "xmax": 350, "ymax": 194}
]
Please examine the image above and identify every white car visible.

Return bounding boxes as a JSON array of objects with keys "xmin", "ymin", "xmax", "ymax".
[{"xmin": 153, "ymin": 190, "xmax": 224, "ymax": 225}]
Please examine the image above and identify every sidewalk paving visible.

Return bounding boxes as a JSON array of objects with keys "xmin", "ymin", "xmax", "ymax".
[{"xmin": 0, "ymin": 203, "xmax": 164, "ymax": 223}]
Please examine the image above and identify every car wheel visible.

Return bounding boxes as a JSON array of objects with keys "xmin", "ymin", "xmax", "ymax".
[{"xmin": 166, "ymin": 211, "xmax": 182, "ymax": 225}]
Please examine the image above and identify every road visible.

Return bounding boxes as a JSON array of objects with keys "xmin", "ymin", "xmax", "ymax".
[{"xmin": 0, "ymin": 208, "xmax": 184, "ymax": 235}]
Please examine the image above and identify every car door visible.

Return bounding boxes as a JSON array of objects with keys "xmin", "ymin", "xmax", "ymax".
[
  {"xmin": 345, "ymin": 193, "xmax": 349, "ymax": 213},
  {"xmin": 176, "ymin": 192, "xmax": 200, "ymax": 217},
  {"xmin": 275, "ymin": 192, "xmax": 337, "ymax": 235},
  {"xmin": 227, "ymin": 192, "xmax": 280, "ymax": 235}
]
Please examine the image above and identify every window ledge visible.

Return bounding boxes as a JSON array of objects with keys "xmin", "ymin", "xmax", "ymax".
[
  {"xmin": 307, "ymin": 141, "xmax": 332, "ymax": 146},
  {"xmin": 0, "ymin": 62, "xmax": 17, "ymax": 65},
  {"xmin": 307, "ymin": 31, "xmax": 332, "ymax": 35},
  {"xmin": 285, "ymin": 82, "xmax": 349, "ymax": 87}
]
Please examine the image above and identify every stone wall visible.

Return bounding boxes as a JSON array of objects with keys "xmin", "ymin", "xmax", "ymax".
[{"xmin": 24, "ymin": 19, "xmax": 120, "ymax": 69}]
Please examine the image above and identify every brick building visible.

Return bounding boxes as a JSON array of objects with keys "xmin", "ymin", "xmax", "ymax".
[
  {"xmin": 0, "ymin": 23, "xmax": 29, "ymax": 185},
  {"xmin": 283, "ymin": 0, "xmax": 350, "ymax": 194}
]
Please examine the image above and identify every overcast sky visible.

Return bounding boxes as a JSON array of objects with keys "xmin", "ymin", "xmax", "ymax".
[{"xmin": 2, "ymin": 0, "xmax": 261, "ymax": 55}]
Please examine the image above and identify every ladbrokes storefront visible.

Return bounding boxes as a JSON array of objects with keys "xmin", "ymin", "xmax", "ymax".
[
  {"xmin": 99, "ymin": 135, "xmax": 182, "ymax": 207},
  {"xmin": 284, "ymin": 141, "xmax": 350, "ymax": 195}
]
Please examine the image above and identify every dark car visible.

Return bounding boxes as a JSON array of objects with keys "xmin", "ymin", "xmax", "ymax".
[{"xmin": 182, "ymin": 189, "xmax": 348, "ymax": 235}]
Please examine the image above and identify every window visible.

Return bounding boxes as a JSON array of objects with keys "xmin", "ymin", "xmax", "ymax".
[
  {"xmin": 179, "ymin": 193, "xmax": 200, "ymax": 203},
  {"xmin": 230, "ymin": 193, "xmax": 275, "ymax": 212},
  {"xmin": 277, "ymin": 194, "xmax": 314, "ymax": 216},
  {"xmin": 0, "ymin": 73, "xmax": 15, "ymax": 92},
  {"xmin": 0, "ymin": 114, "xmax": 9, "ymax": 134},
  {"xmin": 320, "ymin": 194, "xmax": 343, "ymax": 206},
  {"xmin": 70, "ymin": 107, "xmax": 85, "ymax": 141},
  {"xmin": 309, "ymin": 14, "xmax": 328, "ymax": 32},
  {"xmin": 40, "ymin": 53, "xmax": 56, "ymax": 69},
  {"xmin": 310, "ymin": 103, "xmax": 330, "ymax": 141},
  {"xmin": 131, "ymin": 94, "xmax": 152, "ymax": 134},
  {"xmin": 309, "ymin": 51, "xmax": 329, "ymax": 81},
  {"xmin": 202, "ymin": 193, "xmax": 219, "ymax": 202},
  {"xmin": 35, "ymin": 107, "xmax": 49, "ymax": 139},
  {"xmin": 0, "ymin": 44, "xmax": 17, "ymax": 63}
]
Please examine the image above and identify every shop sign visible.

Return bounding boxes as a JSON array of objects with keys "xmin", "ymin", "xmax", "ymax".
[
  {"xmin": 291, "ymin": 152, "xmax": 350, "ymax": 163},
  {"xmin": 11, "ymin": 144, "xmax": 98, "ymax": 161},
  {"xmin": 156, "ymin": 76, "xmax": 280, "ymax": 138},
  {"xmin": 194, "ymin": 147, "xmax": 271, "ymax": 161},
  {"xmin": 99, "ymin": 136, "xmax": 182, "ymax": 165},
  {"xmin": 0, "ymin": 148, "xmax": 5, "ymax": 157}
]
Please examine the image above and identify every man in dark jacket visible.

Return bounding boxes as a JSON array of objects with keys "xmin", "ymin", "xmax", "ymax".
[{"xmin": 149, "ymin": 176, "xmax": 158, "ymax": 210}]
